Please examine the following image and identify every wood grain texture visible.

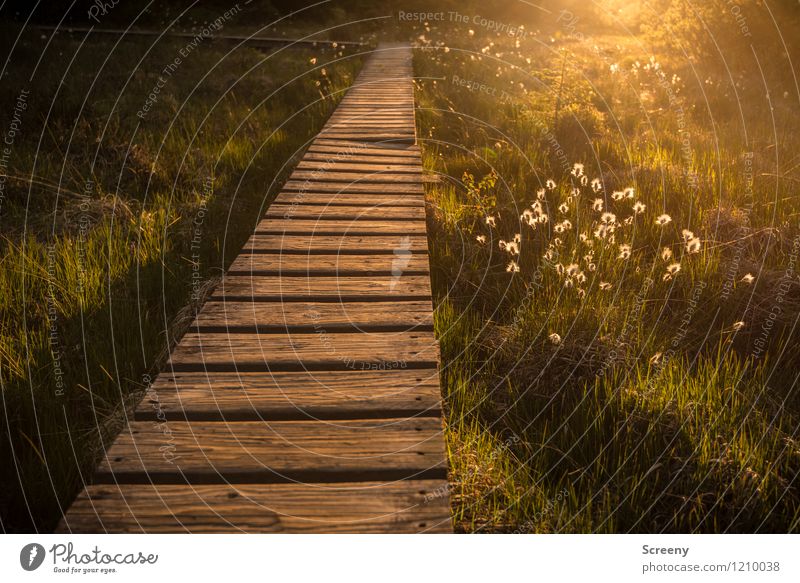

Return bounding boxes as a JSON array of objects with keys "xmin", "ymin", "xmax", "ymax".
[
  {"xmin": 135, "ymin": 369, "xmax": 443, "ymax": 421},
  {"xmin": 323, "ymin": 123, "xmax": 414, "ymax": 130},
  {"xmin": 95, "ymin": 418, "xmax": 447, "ymax": 481},
  {"xmin": 288, "ymin": 170, "xmax": 423, "ymax": 183},
  {"xmin": 314, "ymin": 134, "xmax": 416, "ymax": 143},
  {"xmin": 242, "ymin": 234, "xmax": 429, "ymax": 253},
  {"xmin": 192, "ymin": 300, "xmax": 434, "ymax": 329},
  {"xmin": 282, "ymin": 181, "xmax": 424, "ymax": 194},
  {"xmin": 327, "ymin": 114, "xmax": 415, "ymax": 122},
  {"xmin": 301, "ymin": 152, "xmax": 420, "ymax": 166},
  {"xmin": 272, "ymin": 192, "xmax": 425, "ymax": 207},
  {"xmin": 226, "ymin": 253, "xmax": 430, "ymax": 275},
  {"xmin": 265, "ymin": 204, "xmax": 426, "ymax": 221},
  {"xmin": 167, "ymin": 330, "xmax": 439, "ymax": 370},
  {"xmin": 212, "ymin": 275, "xmax": 432, "ymax": 300},
  {"xmin": 295, "ymin": 161, "xmax": 421, "ymax": 173},
  {"xmin": 254, "ymin": 218, "xmax": 428, "ymax": 234},
  {"xmin": 57, "ymin": 481, "xmax": 451, "ymax": 533},
  {"xmin": 307, "ymin": 141, "xmax": 420, "ymax": 157}
]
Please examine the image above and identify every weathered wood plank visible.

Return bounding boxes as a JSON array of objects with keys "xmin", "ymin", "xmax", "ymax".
[
  {"xmin": 167, "ymin": 330, "xmax": 439, "ymax": 370},
  {"xmin": 273, "ymin": 192, "xmax": 424, "ymax": 206},
  {"xmin": 226, "ymin": 253, "xmax": 429, "ymax": 275},
  {"xmin": 288, "ymin": 171, "xmax": 423, "ymax": 183},
  {"xmin": 337, "ymin": 102, "xmax": 414, "ymax": 106},
  {"xmin": 95, "ymin": 418, "xmax": 447, "ymax": 482},
  {"xmin": 254, "ymin": 218, "xmax": 428, "ymax": 234},
  {"xmin": 328, "ymin": 110, "xmax": 413, "ymax": 117},
  {"xmin": 57, "ymin": 481, "xmax": 451, "ymax": 533},
  {"xmin": 213, "ymin": 275, "xmax": 432, "ymax": 300},
  {"xmin": 325, "ymin": 121, "xmax": 415, "ymax": 128},
  {"xmin": 340, "ymin": 95, "xmax": 414, "ymax": 100},
  {"xmin": 136, "ymin": 369, "xmax": 441, "ymax": 421},
  {"xmin": 192, "ymin": 300, "xmax": 433, "ymax": 329},
  {"xmin": 135, "ymin": 369, "xmax": 442, "ymax": 421},
  {"xmin": 307, "ymin": 140, "xmax": 419, "ymax": 155},
  {"xmin": 327, "ymin": 113, "xmax": 415, "ymax": 120},
  {"xmin": 295, "ymin": 162, "xmax": 419, "ymax": 174},
  {"xmin": 321, "ymin": 126, "xmax": 416, "ymax": 134},
  {"xmin": 339, "ymin": 99, "xmax": 414, "ymax": 104},
  {"xmin": 325, "ymin": 119, "xmax": 413, "ymax": 125},
  {"xmin": 301, "ymin": 152, "xmax": 420, "ymax": 166},
  {"xmin": 282, "ymin": 181, "xmax": 424, "ymax": 194},
  {"xmin": 242, "ymin": 234, "xmax": 429, "ymax": 253},
  {"xmin": 266, "ymin": 204, "xmax": 426, "ymax": 221},
  {"xmin": 314, "ymin": 134, "xmax": 416, "ymax": 143}
]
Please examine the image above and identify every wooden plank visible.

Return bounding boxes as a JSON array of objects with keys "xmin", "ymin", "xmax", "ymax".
[
  {"xmin": 273, "ymin": 192, "xmax": 424, "ymax": 206},
  {"xmin": 329, "ymin": 109, "xmax": 413, "ymax": 116},
  {"xmin": 339, "ymin": 99, "xmax": 414, "ymax": 104},
  {"xmin": 266, "ymin": 204, "xmax": 425, "ymax": 221},
  {"xmin": 305, "ymin": 148, "xmax": 420, "ymax": 160},
  {"xmin": 212, "ymin": 275, "xmax": 432, "ymax": 300},
  {"xmin": 227, "ymin": 253, "xmax": 429, "ymax": 276},
  {"xmin": 326, "ymin": 119, "xmax": 415, "ymax": 126},
  {"xmin": 242, "ymin": 234, "xmax": 429, "ymax": 253},
  {"xmin": 323, "ymin": 123, "xmax": 414, "ymax": 130},
  {"xmin": 325, "ymin": 122, "xmax": 415, "ymax": 128},
  {"xmin": 324, "ymin": 122, "xmax": 414, "ymax": 129},
  {"xmin": 314, "ymin": 134, "xmax": 416, "ymax": 143},
  {"xmin": 327, "ymin": 113, "xmax": 415, "ymax": 119},
  {"xmin": 333, "ymin": 95, "xmax": 412, "ymax": 100},
  {"xmin": 282, "ymin": 181, "xmax": 424, "ymax": 194},
  {"xmin": 274, "ymin": 189, "xmax": 426, "ymax": 201},
  {"xmin": 316, "ymin": 127, "xmax": 414, "ymax": 134},
  {"xmin": 288, "ymin": 171, "xmax": 423, "ymax": 183},
  {"xmin": 325, "ymin": 118, "xmax": 413, "ymax": 124},
  {"xmin": 167, "ymin": 330, "xmax": 439, "ymax": 370},
  {"xmin": 254, "ymin": 218, "xmax": 428, "ymax": 234},
  {"xmin": 95, "ymin": 418, "xmax": 447, "ymax": 482},
  {"xmin": 301, "ymin": 152, "xmax": 421, "ymax": 166},
  {"xmin": 337, "ymin": 102, "xmax": 414, "ymax": 106},
  {"xmin": 346, "ymin": 87, "xmax": 412, "ymax": 91},
  {"xmin": 295, "ymin": 161, "xmax": 421, "ymax": 173},
  {"xmin": 192, "ymin": 300, "xmax": 434, "ymax": 329},
  {"xmin": 57, "ymin": 481, "xmax": 451, "ymax": 533},
  {"xmin": 135, "ymin": 369, "xmax": 442, "ymax": 421},
  {"xmin": 307, "ymin": 140, "xmax": 420, "ymax": 155},
  {"xmin": 213, "ymin": 275, "xmax": 432, "ymax": 300},
  {"xmin": 330, "ymin": 102, "xmax": 412, "ymax": 107}
]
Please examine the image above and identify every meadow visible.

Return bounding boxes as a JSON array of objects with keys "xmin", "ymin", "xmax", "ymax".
[{"xmin": 412, "ymin": 1, "xmax": 800, "ymax": 532}]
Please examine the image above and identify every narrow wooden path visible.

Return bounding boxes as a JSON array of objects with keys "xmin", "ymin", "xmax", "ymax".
[{"xmin": 58, "ymin": 44, "xmax": 452, "ymax": 533}]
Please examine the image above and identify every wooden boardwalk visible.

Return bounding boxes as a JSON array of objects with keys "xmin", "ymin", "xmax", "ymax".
[{"xmin": 58, "ymin": 44, "xmax": 452, "ymax": 533}]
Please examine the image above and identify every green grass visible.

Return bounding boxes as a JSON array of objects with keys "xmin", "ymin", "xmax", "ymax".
[
  {"xmin": 0, "ymin": 23, "xmax": 362, "ymax": 532},
  {"xmin": 414, "ymin": 5, "xmax": 800, "ymax": 532}
]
